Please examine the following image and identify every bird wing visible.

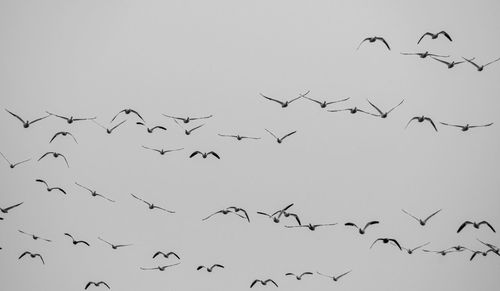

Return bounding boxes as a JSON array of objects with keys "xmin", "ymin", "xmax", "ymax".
[
  {"xmin": 130, "ymin": 193, "xmax": 149, "ymax": 206},
  {"xmin": 389, "ymin": 239, "xmax": 402, "ymax": 250},
  {"xmin": 289, "ymin": 90, "xmax": 310, "ymax": 103},
  {"xmin": 115, "ymin": 244, "xmax": 132, "ymax": 248},
  {"xmin": 412, "ymin": 242, "xmax": 431, "ymax": 251},
  {"xmin": 152, "ymin": 251, "xmax": 164, "ymax": 258},
  {"xmin": 405, "ymin": 117, "xmax": 420, "ymax": 129},
  {"xmin": 370, "ymin": 238, "xmax": 382, "ymax": 249},
  {"xmin": 288, "ymin": 213, "xmax": 301, "ymax": 225},
  {"xmin": 46, "ymin": 111, "xmax": 69, "ymax": 120},
  {"xmin": 457, "ymin": 221, "xmax": 472, "ymax": 233},
  {"xmin": 363, "ymin": 221, "xmax": 380, "ymax": 231},
  {"xmin": 129, "ymin": 109, "xmax": 145, "ymax": 121},
  {"xmin": 202, "ymin": 210, "xmax": 223, "ymax": 221},
  {"xmin": 327, "ymin": 108, "xmax": 350, "ymax": 113},
  {"xmin": 439, "ymin": 122, "xmax": 463, "ymax": 128},
  {"xmin": 336, "ymin": 270, "xmax": 352, "ymax": 280},
  {"xmin": 142, "ymin": 146, "xmax": 159, "ymax": 153},
  {"xmin": 401, "ymin": 209, "xmax": 420, "ymax": 222},
  {"xmin": 167, "ymin": 252, "xmax": 180, "ymax": 259},
  {"xmin": 250, "ymin": 280, "xmax": 261, "ymax": 288},
  {"xmin": 431, "ymin": 57, "xmax": 451, "ymax": 65},
  {"xmin": 97, "ymin": 194, "xmax": 115, "ymax": 203},
  {"xmin": 109, "ymin": 119, "xmax": 127, "ymax": 132},
  {"xmin": 64, "ymin": 233, "xmax": 74, "ymax": 240},
  {"xmin": 462, "ymin": 57, "xmax": 481, "ymax": 69},
  {"xmin": 357, "ymin": 109, "xmax": 379, "ymax": 116},
  {"xmin": 12, "ymin": 158, "xmax": 30, "ymax": 167},
  {"xmin": 326, "ymin": 97, "xmax": 350, "ymax": 105},
  {"xmin": 38, "ymin": 152, "xmax": 52, "ymax": 161},
  {"xmin": 264, "ymin": 129, "xmax": 278, "ymax": 139},
  {"xmin": 4, "ymin": 202, "xmax": 23, "ymax": 212},
  {"xmin": 213, "ymin": 264, "xmax": 224, "ymax": 269},
  {"xmin": 356, "ymin": 38, "xmax": 370, "ymax": 50},
  {"xmin": 190, "ymin": 151, "xmax": 203, "ymax": 158},
  {"xmin": 35, "ymin": 179, "xmax": 49, "ymax": 188},
  {"xmin": 266, "ymin": 279, "xmax": 278, "ymax": 287},
  {"xmin": 29, "ymin": 115, "xmax": 50, "ymax": 125},
  {"xmin": 59, "ymin": 153, "xmax": 70, "ymax": 167},
  {"xmin": 417, "ymin": 32, "xmax": 432, "ymax": 44},
  {"xmin": 75, "ymin": 182, "xmax": 93, "ymax": 193},
  {"xmin": 162, "ymin": 114, "xmax": 183, "ymax": 121},
  {"xmin": 190, "ymin": 115, "xmax": 213, "ymax": 121},
  {"xmin": 469, "ymin": 123, "xmax": 494, "ymax": 128},
  {"xmin": 5, "ymin": 109, "xmax": 25, "ymax": 124},
  {"xmin": 53, "ymin": 187, "xmax": 66, "ymax": 195},
  {"xmin": 207, "ymin": 151, "xmax": 220, "ymax": 159},
  {"xmin": 260, "ymin": 93, "xmax": 284, "ymax": 106},
  {"xmin": 424, "ymin": 117, "xmax": 438, "ymax": 131},
  {"xmin": 196, "ymin": 266, "xmax": 205, "ymax": 270},
  {"xmin": 470, "ymin": 251, "xmax": 480, "ymax": 261},
  {"xmin": 151, "ymin": 126, "xmax": 167, "ymax": 131},
  {"xmin": 387, "ymin": 99, "xmax": 405, "ymax": 114},
  {"xmin": 280, "ymin": 130, "xmax": 297, "ymax": 141},
  {"xmin": 0, "ymin": 152, "xmax": 11, "ymax": 164},
  {"xmin": 110, "ymin": 110, "xmax": 126, "ymax": 122},
  {"xmin": 344, "ymin": 222, "xmax": 358, "ymax": 228},
  {"xmin": 400, "ymin": 52, "xmax": 418, "ymax": 56},
  {"xmin": 478, "ymin": 221, "xmax": 496, "ymax": 233},
  {"xmin": 303, "ymin": 96, "xmax": 322, "ymax": 105},
  {"xmin": 73, "ymin": 116, "xmax": 96, "ymax": 121},
  {"xmin": 91, "ymin": 119, "xmax": 107, "ymax": 130},
  {"xmin": 484, "ymin": 57, "xmax": 500, "ymax": 67},
  {"xmin": 49, "ymin": 132, "xmax": 63, "ymax": 143},
  {"xmin": 376, "ymin": 37, "xmax": 391, "ymax": 50},
  {"xmin": 438, "ymin": 31, "xmax": 453, "ymax": 42},
  {"xmin": 34, "ymin": 253, "xmax": 45, "ymax": 264},
  {"xmin": 256, "ymin": 211, "xmax": 272, "ymax": 218},
  {"xmin": 366, "ymin": 99, "xmax": 384, "ymax": 115},
  {"xmin": 423, "ymin": 209, "xmax": 442, "ymax": 223},
  {"xmin": 316, "ymin": 272, "xmax": 332, "ymax": 279},
  {"xmin": 188, "ymin": 124, "xmax": 204, "ymax": 133}
]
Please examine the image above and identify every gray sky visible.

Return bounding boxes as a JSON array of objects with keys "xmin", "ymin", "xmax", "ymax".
[{"xmin": 1, "ymin": 0, "xmax": 499, "ymax": 290}]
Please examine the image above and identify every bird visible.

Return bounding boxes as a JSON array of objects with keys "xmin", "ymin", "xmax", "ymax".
[
  {"xmin": 423, "ymin": 249, "xmax": 457, "ymax": 256},
  {"xmin": 405, "ymin": 116, "xmax": 438, "ymax": 131},
  {"xmin": 38, "ymin": 152, "xmax": 70, "ymax": 168},
  {"xmin": 226, "ymin": 206, "xmax": 251, "ymax": 222},
  {"xmin": 285, "ymin": 223, "xmax": 337, "ymax": 231},
  {"xmin": 264, "ymin": 129, "xmax": 297, "ymax": 144},
  {"xmin": 18, "ymin": 251, "xmax": 45, "ymax": 264},
  {"xmin": 98, "ymin": 237, "xmax": 132, "ymax": 249},
  {"xmin": 285, "ymin": 272, "xmax": 313, "ymax": 280},
  {"xmin": 197, "ymin": 264, "xmax": 224, "ymax": 272},
  {"xmin": 462, "ymin": 57, "xmax": 500, "ymax": 71},
  {"xmin": 400, "ymin": 51, "xmax": 449, "ymax": 59},
  {"xmin": 163, "ymin": 114, "xmax": 213, "ymax": 123},
  {"xmin": 5, "ymin": 109, "xmax": 50, "ymax": 128},
  {"xmin": 218, "ymin": 134, "xmax": 261, "ymax": 141},
  {"xmin": 0, "ymin": 152, "xmax": 30, "ymax": 169},
  {"xmin": 92, "ymin": 119, "xmax": 127, "ymax": 134},
  {"xmin": 344, "ymin": 221, "xmax": 379, "ymax": 234},
  {"xmin": 49, "ymin": 131, "xmax": 78, "ymax": 143},
  {"xmin": 130, "ymin": 193, "xmax": 175, "ymax": 213},
  {"xmin": 136, "ymin": 122, "xmax": 166, "ymax": 133},
  {"xmin": 140, "ymin": 262, "xmax": 180, "ymax": 271},
  {"xmin": 173, "ymin": 119, "xmax": 205, "ymax": 135},
  {"xmin": 457, "ymin": 221, "xmax": 496, "ymax": 233},
  {"xmin": 302, "ymin": 96, "xmax": 350, "ymax": 108},
  {"xmin": 446, "ymin": 245, "xmax": 470, "ymax": 252},
  {"xmin": 257, "ymin": 203, "xmax": 295, "ymax": 223},
  {"xmin": 111, "ymin": 108, "xmax": 144, "ymax": 122},
  {"xmin": 35, "ymin": 179, "xmax": 67, "ymax": 195},
  {"xmin": 401, "ymin": 209, "xmax": 442, "ymax": 226},
  {"xmin": 371, "ymin": 238, "xmax": 402, "ymax": 250},
  {"xmin": 18, "ymin": 230, "xmax": 52, "ymax": 242},
  {"xmin": 75, "ymin": 182, "xmax": 115, "ymax": 202},
  {"xmin": 46, "ymin": 111, "xmax": 96, "ymax": 124},
  {"xmin": 476, "ymin": 239, "xmax": 499, "ymax": 253},
  {"xmin": 328, "ymin": 107, "xmax": 378, "ymax": 116},
  {"xmin": 417, "ymin": 31, "xmax": 452, "ymax": 44},
  {"xmin": 273, "ymin": 210, "xmax": 301, "ymax": 225},
  {"xmin": 440, "ymin": 122, "xmax": 493, "ymax": 131},
  {"xmin": 366, "ymin": 99, "xmax": 404, "ymax": 118},
  {"xmin": 84, "ymin": 281, "xmax": 110, "ymax": 290},
  {"xmin": 316, "ymin": 270, "xmax": 352, "ymax": 282},
  {"xmin": 64, "ymin": 233, "xmax": 90, "ymax": 246},
  {"xmin": 142, "ymin": 146, "xmax": 184, "ymax": 155},
  {"xmin": 250, "ymin": 279, "xmax": 278, "ymax": 288},
  {"xmin": 189, "ymin": 151, "xmax": 220, "ymax": 159},
  {"xmin": 431, "ymin": 57, "xmax": 465, "ymax": 69},
  {"xmin": 259, "ymin": 91, "xmax": 309, "ymax": 108},
  {"xmin": 0, "ymin": 202, "xmax": 23, "ymax": 214},
  {"xmin": 202, "ymin": 209, "xmax": 246, "ymax": 221},
  {"xmin": 152, "ymin": 251, "xmax": 180, "ymax": 260},
  {"xmin": 357, "ymin": 36, "xmax": 390, "ymax": 50},
  {"xmin": 469, "ymin": 249, "xmax": 496, "ymax": 261},
  {"xmin": 400, "ymin": 242, "xmax": 431, "ymax": 254}
]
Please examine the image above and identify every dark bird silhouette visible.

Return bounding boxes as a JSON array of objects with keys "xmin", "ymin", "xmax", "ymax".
[
  {"xmin": 142, "ymin": 146, "xmax": 184, "ymax": 155},
  {"xmin": 152, "ymin": 251, "xmax": 180, "ymax": 260},
  {"xmin": 38, "ymin": 152, "xmax": 70, "ymax": 168},
  {"xmin": 64, "ymin": 233, "xmax": 90, "ymax": 246},
  {"xmin": 250, "ymin": 279, "xmax": 278, "ymax": 288},
  {"xmin": 431, "ymin": 57, "xmax": 465, "ymax": 69},
  {"xmin": 423, "ymin": 249, "xmax": 457, "ymax": 256},
  {"xmin": 140, "ymin": 262, "xmax": 180, "ymax": 271},
  {"xmin": 273, "ymin": 210, "xmax": 301, "ymax": 225},
  {"xmin": 417, "ymin": 31, "xmax": 452, "ymax": 44},
  {"xmin": 136, "ymin": 122, "xmax": 166, "ymax": 133},
  {"xmin": 130, "ymin": 193, "xmax": 175, "ymax": 213},
  {"xmin": 476, "ymin": 239, "xmax": 499, "ymax": 253},
  {"xmin": 173, "ymin": 119, "xmax": 205, "ymax": 135},
  {"xmin": 18, "ymin": 251, "xmax": 45, "ymax": 264},
  {"xmin": 406, "ymin": 116, "xmax": 438, "ymax": 132},
  {"xmin": 218, "ymin": 134, "xmax": 260, "ymax": 141},
  {"xmin": 344, "ymin": 221, "xmax": 379, "ymax": 234},
  {"xmin": 285, "ymin": 272, "xmax": 313, "ymax": 280},
  {"xmin": 446, "ymin": 245, "xmax": 469, "ymax": 252},
  {"xmin": 265, "ymin": 129, "xmax": 297, "ymax": 144},
  {"xmin": 366, "ymin": 99, "xmax": 404, "ymax": 118},
  {"xmin": 49, "ymin": 131, "xmax": 78, "ymax": 144},
  {"xmin": 75, "ymin": 182, "xmax": 115, "ymax": 202},
  {"xmin": 316, "ymin": 270, "xmax": 352, "ymax": 282},
  {"xmin": 302, "ymin": 96, "xmax": 350, "ymax": 108},
  {"xmin": 18, "ymin": 230, "xmax": 51, "ymax": 242},
  {"xmin": 402, "ymin": 209, "xmax": 442, "ymax": 226},
  {"xmin": 259, "ymin": 91, "xmax": 309, "ymax": 108},
  {"xmin": 0, "ymin": 202, "xmax": 23, "ymax": 214},
  {"xmin": 462, "ymin": 57, "xmax": 500, "ymax": 71},
  {"xmin": 457, "ymin": 221, "xmax": 496, "ymax": 233},
  {"xmin": 328, "ymin": 107, "xmax": 377, "ymax": 116},
  {"xmin": 35, "ymin": 179, "xmax": 66, "ymax": 195},
  {"xmin": 257, "ymin": 203, "xmax": 295, "ymax": 223},
  {"xmin": 190, "ymin": 151, "xmax": 220, "ymax": 159},
  {"xmin": 202, "ymin": 209, "xmax": 246, "ymax": 221},
  {"xmin": 440, "ymin": 122, "xmax": 493, "ymax": 131},
  {"xmin": 197, "ymin": 264, "xmax": 224, "ymax": 272},
  {"xmin": 400, "ymin": 242, "xmax": 430, "ymax": 254},
  {"xmin": 46, "ymin": 111, "xmax": 96, "ymax": 124},
  {"xmin": 227, "ymin": 206, "xmax": 251, "ymax": 222},
  {"xmin": 84, "ymin": 281, "xmax": 110, "ymax": 290},
  {"xmin": 285, "ymin": 223, "xmax": 337, "ymax": 231},
  {"xmin": 98, "ymin": 237, "xmax": 132, "ymax": 249},
  {"xmin": 92, "ymin": 119, "xmax": 127, "ymax": 134},
  {"xmin": 400, "ymin": 51, "xmax": 449, "ymax": 59},
  {"xmin": 5, "ymin": 109, "xmax": 50, "ymax": 128},
  {"xmin": 163, "ymin": 114, "xmax": 213, "ymax": 123},
  {"xmin": 371, "ymin": 238, "xmax": 402, "ymax": 250},
  {"xmin": 111, "ymin": 108, "xmax": 144, "ymax": 122},
  {"xmin": 469, "ymin": 249, "xmax": 496, "ymax": 261},
  {"xmin": 357, "ymin": 36, "xmax": 391, "ymax": 50},
  {"xmin": 0, "ymin": 152, "xmax": 30, "ymax": 169}
]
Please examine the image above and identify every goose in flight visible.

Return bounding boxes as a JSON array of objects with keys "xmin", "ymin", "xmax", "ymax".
[
  {"xmin": 49, "ymin": 131, "xmax": 78, "ymax": 144},
  {"xmin": 111, "ymin": 108, "xmax": 144, "ymax": 123},
  {"xmin": 0, "ymin": 152, "xmax": 30, "ymax": 169},
  {"xmin": 142, "ymin": 146, "xmax": 184, "ymax": 155},
  {"xmin": 35, "ymin": 179, "xmax": 66, "ymax": 195},
  {"xmin": 197, "ymin": 264, "xmax": 224, "ymax": 272},
  {"xmin": 250, "ymin": 279, "xmax": 278, "ymax": 288},
  {"xmin": 202, "ymin": 208, "xmax": 246, "ymax": 221},
  {"xmin": 400, "ymin": 51, "xmax": 449, "ymax": 59},
  {"xmin": 401, "ymin": 209, "xmax": 442, "ymax": 226},
  {"xmin": 302, "ymin": 96, "xmax": 350, "ymax": 108},
  {"xmin": 328, "ymin": 107, "xmax": 377, "ymax": 116},
  {"xmin": 130, "ymin": 193, "xmax": 175, "ymax": 213},
  {"xmin": 366, "ymin": 99, "xmax": 404, "ymax": 118},
  {"xmin": 285, "ymin": 272, "xmax": 313, "ymax": 280},
  {"xmin": 462, "ymin": 57, "xmax": 500, "ymax": 71},
  {"xmin": 259, "ymin": 90, "xmax": 309, "ymax": 108},
  {"xmin": 46, "ymin": 111, "xmax": 96, "ymax": 124},
  {"xmin": 440, "ymin": 122, "xmax": 493, "ymax": 131},
  {"xmin": 5, "ymin": 109, "xmax": 50, "ymax": 128},
  {"xmin": 189, "ymin": 151, "xmax": 220, "ymax": 159},
  {"xmin": 64, "ymin": 233, "xmax": 90, "ymax": 246},
  {"xmin": 371, "ymin": 238, "xmax": 402, "ymax": 251},
  {"xmin": 417, "ymin": 31, "xmax": 452, "ymax": 44},
  {"xmin": 257, "ymin": 203, "xmax": 295, "ymax": 223},
  {"xmin": 316, "ymin": 270, "xmax": 352, "ymax": 282},
  {"xmin": 285, "ymin": 223, "xmax": 337, "ymax": 231},
  {"xmin": 431, "ymin": 57, "xmax": 465, "ymax": 69},
  {"xmin": 218, "ymin": 134, "xmax": 260, "ymax": 141},
  {"xmin": 75, "ymin": 182, "xmax": 115, "ymax": 202},
  {"xmin": 153, "ymin": 251, "xmax": 180, "ymax": 260},
  {"xmin": 163, "ymin": 114, "xmax": 213, "ymax": 124},
  {"xmin": 18, "ymin": 251, "xmax": 45, "ymax": 264},
  {"xmin": 0, "ymin": 202, "xmax": 23, "ymax": 214},
  {"xmin": 18, "ymin": 230, "xmax": 52, "ymax": 242},
  {"xmin": 98, "ymin": 237, "xmax": 132, "ymax": 249},
  {"xmin": 265, "ymin": 129, "xmax": 297, "ymax": 144},
  {"xmin": 136, "ymin": 122, "xmax": 166, "ymax": 133},
  {"xmin": 357, "ymin": 36, "xmax": 391, "ymax": 50},
  {"xmin": 84, "ymin": 281, "xmax": 110, "ymax": 289},
  {"xmin": 38, "ymin": 152, "xmax": 70, "ymax": 168},
  {"xmin": 92, "ymin": 119, "xmax": 127, "ymax": 134},
  {"xmin": 423, "ymin": 249, "xmax": 457, "ymax": 256},
  {"xmin": 344, "ymin": 221, "xmax": 379, "ymax": 235},
  {"xmin": 406, "ymin": 116, "xmax": 438, "ymax": 132},
  {"xmin": 457, "ymin": 221, "xmax": 496, "ymax": 233},
  {"xmin": 140, "ymin": 262, "xmax": 180, "ymax": 271},
  {"xmin": 173, "ymin": 119, "xmax": 205, "ymax": 135},
  {"xmin": 399, "ymin": 242, "xmax": 430, "ymax": 254},
  {"xmin": 227, "ymin": 206, "xmax": 251, "ymax": 222}
]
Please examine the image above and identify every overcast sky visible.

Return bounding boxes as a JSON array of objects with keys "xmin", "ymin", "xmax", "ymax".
[{"xmin": 1, "ymin": 0, "xmax": 499, "ymax": 290}]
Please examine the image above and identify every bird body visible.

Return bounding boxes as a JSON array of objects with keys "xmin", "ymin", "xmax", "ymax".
[{"xmin": 357, "ymin": 36, "xmax": 390, "ymax": 50}]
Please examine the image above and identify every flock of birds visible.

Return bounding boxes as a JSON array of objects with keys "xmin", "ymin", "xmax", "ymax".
[{"xmin": 1, "ymin": 30, "xmax": 499, "ymax": 290}]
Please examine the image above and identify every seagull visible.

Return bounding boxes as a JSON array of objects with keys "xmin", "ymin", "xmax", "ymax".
[
  {"xmin": 400, "ymin": 51, "xmax": 449, "ymax": 59},
  {"xmin": 35, "ymin": 179, "xmax": 67, "ymax": 195},
  {"xmin": 469, "ymin": 249, "xmax": 496, "ymax": 261},
  {"xmin": 18, "ymin": 251, "xmax": 45, "ymax": 264},
  {"xmin": 0, "ymin": 152, "xmax": 30, "ymax": 169},
  {"xmin": 259, "ymin": 91, "xmax": 309, "ymax": 108},
  {"xmin": 202, "ymin": 209, "xmax": 246, "ymax": 221},
  {"xmin": 38, "ymin": 152, "xmax": 70, "ymax": 168},
  {"xmin": 5, "ymin": 109, "xmax": 50, "ymax": 128},
  {"xmin": 226, "ymin": 206, "xmax": 251, "ymax": 222},
  {"xmin": 366, "ymin": 99, "xmax": 404, "ymax": 118},
  {"xmin": 344, "ymin": 221, "xmax": 379, "ymax": 235},
  {"xmin": 152, "ymin": 251, "xmax": 180, "ymax": 260},
  {"xmin": 49, "ymin": 131, "xmax": 78, "ymax": 144},
  {"xmin": 46, "ymin": 111, "xmax": 96, "ymax": 124},
  {"xmin": 173, "ymin": 119, "xmax": 205, "ymax": 135},
  {"xmin": 265, "ymin": 129, "xmax": 297, "ymax": 144},
  {"xmin": 163, "ymin": 114, "xmax": 213, "ymax": 124},
  {"xmin": 18, "ymin": 230, "xmax": 52, "ymax": 242},
  {"xmin": 130, "ymin": 193, "xmax": 175, "ymax": 213},
  {"xmin": 98, "ymin": 237, "xmax": 132, "ymax": 249},
  {"xmin": 316, "ymin": 270, "xmax": 352, "ymax": 282},
  {"xmin": 328, "ymin": 107, "xmax": 377, "ymax": 116},
  {"xmin": 417, "ymin": 31, "xmax": 452, "ymax": 44},
  {"xmin": 75, "ymin": 182, "xmax": 115, "ymax": 202},
  {"xmin": 257, "ymin": 203, "xmax": 295, "ymax": 223},
  {"xmin": 84, "ymin": 281, "xmax": 110, "ymax": 290},
  {"xmin": 285, "ymin": 223, "xmax": 337, "ymax": 231},
  {"xmin": 250, "ymin": 279, "xmax": 278, "ymax": 288},
  {"xmin": 136, "ymin": 122, "xmax": 166, "ymax": 133},
  {"xmin": 440, "ymin": 122, "xmax": 493, "ymax": 131},
  {"xmin": 357, "ymin": 36, "xmax": 391, "ymax": 50},
  {"xmin": 218, "ymin": 134, "xmax": 260, "ymax": 141},
  {"xmin": 189, "ymin": 151, "xmax": 220, "ymax": 159},
  {"xmin": 92, "ymin": 119, "xmax": 127, "ymax": 134},
  {"xmin": 400, "ymin": 242, "xmax": 431, "ymax": 254},
  {"xmin": 406, "ymin": 116, "xmax": 438, "ymax": 131},
  {"xmin": 462, "ymin": 57, "xmax": 500, "ymax": 71},
  {"xmin": 423, "ymin": 249, "xmax": 457, "ymax": 256},
  {"xmin": 142, "ymin": 146, "xmax": 184, "ymax": 155},
  {"xmin": 140, "ymin": 262, "xmax": 180, "ymax": 271},
  {"xmin": 370, "ymin": 238, "xmax": 402, "ymax": 250},
  {"xmin": 197, "ymin": 264, "xmax": 224, "ymax": 272},
  {"xmin": 302, "ymin": 96, "xmax": 350, "ymax": 108},
  {"xmin": 111, "ymin": 108, "xmax": 144, "ymax": 123},
  {"xmin": 431, "ymin": 57, "xmax": 465, "ymax": 69},
  {"xmin": 285, "ymin": 272, "xmax": 313, "ymax": 280},
  {"xmin": 0, "ymin": 202, "xmax": 23, "ymax": 214},
  {"xmin": 401, "ymin": 209, "xmax": 442, "ymax": 226},
  {"xmin": 64, "ymin": 233, "xmax": 90, "ymax": 246},
  {"xmin": 457, "ymin": 221, "xmax": 496, "ymax": 233}
]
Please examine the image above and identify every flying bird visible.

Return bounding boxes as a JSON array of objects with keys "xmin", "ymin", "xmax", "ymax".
[
  {"xmin": 273, "ymin": 210, "xmax": 301, "ymax": 225},
  {"xmin": 250, "ymin": 279, "xmax": 278, "ymax": 288},
  {"xmin": 371, "ymin": 238, "xmax": 402, "ymax": 250},
  {"xmin": 136, "ymin": 122, "xmax": 166, "ymax": 133},
  {"xmin": 111, "ymin": 108, "xmax": 144, "ymax": 122},
  {"xmin": 302, "ymin": 96, "xmax": 350, "ymax": 108},
  {"xmin": 285, "ymin": 223, "xmax": 337, "ymax": 231},
  {"xmin": 46, "ymin": 111, "xmax": 96, "ymax": 124},
  {"xmin": 400, "ymin": 51, "xmax": 449, "ymax": 59},
  {"xmin": 0, "ymin": 152, "xmax": 30, "ymax": 169},
  {"xmin": 406, "ymin": 116, "xmax": 438, "ymax": 131},
  {"xmin": 92, "ymin": 119, "xmax": 127, "ymax": 134},
  {"xmin": 400, "ymin": 242, "xmax": 431, "ymax": 254},
  {"xmin": 84, "ymin": 281, "xmax": 110, "ymax": 290},
  {"xmin": 457, "ymin": 221, "xmax": 496, "ymax": 233},
  {"xmin": 423, "ymin": 249, "xmax": 457, "ymax": 256},
  {"xmin": 257, "ymin": 203, "xmax": 295, "ymax": 223},
  {"xmin": 140, "ymin": 262, "xmax": 180, "ymax": 271},
  {"xmin": 285, "ymin": 272, "xmax": 313, "ymax": 280},
  {"xmin": 173, "ymin": 119, "xmax": 205, "ymax": 135},
  {"xmin": 142, "ymin": 146, "xmax": 184, "ymax": 155},
  {"xmin": 462, "ymin": 57, "xmax": 500, "ymax": 71},
  {"xmin": 476, "ymin": 239, "xmax": 499, "ymax": 253},
  {"xmin": 35, "ymin": 179, "xmax": 66, "ymax": 195},
  {"xmin": 417, "ymin": 31, "xmax": 452, "ymax": 44},
  {"xmin": 431, "ymin": 57, "xmax": 465, "ymax": 69},
  {"xmin": 0, "ymin": 202, "xmax": 23, "ymax": 214},
  {"xmin": 130, "ymin": 193, "xmax": 175, "ymax": 213},
  {"xmin": 316, "ymin": 270, "xmax": 352, "ymax": 282},
  {"xmin": 49, "ymin": 131, "xmax": 78, "ymax": 143},
  {"xmin": 75, "ymin": 182, "xmax": 115, "ymax": 202},
  {"xmin": 189, "ymin": 151, "xmax": 220, "ymax": 159},
  {"xmin": 265, "ymin": 129, "xmax": 297, "ymax": 144},
  {"xmin": 18, "ymin": 230, "xmax": 52, "ymax": 242},
  {"xmin": 469, "ymin": 249, "xmax": 496, "ymax": 261},
  {"xmin": 5, "ymin": 109, "xmax": 50, "ymax": 128},
  {"xmin": 344, "ymin": 221, "xmax": 379, "ymax": 234},
  {"xmin": 226, "ymin": 206, "xmax": 251, "ymax": 222},
  {"xmin": 202, "ymin": 209, "xmax": 246, "ymax": 221},
  {"xmin": 328, "ymin": 107, "xmax": 377, "ymax": 116},
  {"xmin": 18, "ymin": 251, "xmax": 45, "ymax": 264},
  {"xmin": 218, "ymin": 134, "xmax": 260, "ymax": 141},
  {"xmin": 64, "ymin": 233, "xmax": 90, "ymax": 246},
  {"xmin": 259, "ymin": 91, "xmax": 309, "ymax": 108},
  {"xmin": 197, "ymin": 264, "xmax": 224, "ymax": 272},
  {"xmin": 366, "ymin": 99, "xmax": 404, "ymax": 118},
  {"xmin": 357, "ymin": 36, "xmax": 391, "ymax": 50},
  {"xmin": 98, "ymin": 237, "xmax": 132, "ymax": 249},
  {"xmin": 163, "ymin": 114, "xmax": 213, "ymax": 123},
  {"xmin": 38, "ymin": 152, "xmax": 70, "ymax": 168},
  {"xmin": 440, "ymin": 122, "xmax": 493, "ymax": 131},
  {"xmin": 401, "ymin": 209, "xmax": 442, "ymax": 226},
  {"xmin": 152, "ymin": 251, "xmax": 180, "ymax": 260}
]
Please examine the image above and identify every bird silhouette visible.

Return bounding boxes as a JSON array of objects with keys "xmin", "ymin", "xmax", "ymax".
[
  {"xmin": 18, "ymin": 251, "xmax": 45, "ymax": 264},
  {"xmin": 0, "ymin": 202, "xmax": 23, "ymax": 214},
  {"xmin": 152, "ymin": 251, "xmax": 180, "ymax": 260},
  {"xmin": 401, "ymin": 209, "xmax": 442, "ymax": 226},
  {"xmin": 173, "ymin": 119, "xmax": 205, "ymax": 135},
  {"xmin": 476, "ymin": 239, "xmax": 499, "ymax": 254},
  {"xmin": 406, "ymin": 116, "xmax": 438, "ymax": 131},
  {"xmin": 49, "ymin": 131, "xmax": 78, "ymax": 144},
  {"xmin": 46, "ymin": 111, "xmax": 96, "ymax": 124},
  {"xmin": 18, "ymin": 230, "xmax": 52, "ymax": 242},
  {"xmin": 371, "ymin": 238, "xmax": 402, "ymax": 250},
  {"xmin": 140, "ymin": 262, "xmax": 180, "ymax": 271},
  {"xmin": 366, "ymin": 99, "xmax": 404, "ymax": 118},
  {"xmin": 92, "ymin": 119, "xmax": 127, "ymax": 134},
  {"xmin": 136, "ymin": 122, "xmax": 166, "ymax": 133},
  {"xmin": 257, "ymin": 203, "xmax": 294, "ymax": 223},
  {"xmin": 272, "ymin": 210, "xmax": 301, "ymax": 226},
  {"xmin": 462, "ymin": 57, "xmax": 500, "ymax": 71},
  {"xmin": 189, "ymin": 151, "xmax": 220, "ymax": 159},
  {"xmin": 250, "ymin": 279, "xmax": 278, "ymax": 288},
  {"xmin": 197, "ymin": 264, "xmax": 224, "ymax": 272},
  {"xmin": 440, "ymin": 122, "xmax": 493, "ymax": 131},
  {"xmin": 226, "ymin": 206, "xmax": 251, "ymax": 222},
  {"xmin": 5, "ymin": 109, "xmax": 50, "ymax": 128},
  {"xmin": 130, "ymin": 193, "xmax": 175, "ymax": 213},
  {"xmin": 38, "ymin": 152, "xmax": 70, "ymax": 168},
  {"xmin": 265, "ymin": 129, "xmax": 297, "ymax": 144},
  {"xmin": 328, "ymin": 107, "xmax": 377, "ymax": 116},
  {"xmin": 142, "ymin": 146, "xmax": 184, "ymax": 155},
  {"xmin": 35, "ymin": 179, "xmax": 66, "ymax": 195},
  {"xmin": 457, "ymin": 221, "xmax": 496, "ymax": 233},
  {"xmin": 431, "ymin": 57, "xmax": 465, "ymax": 69},
  {"xmin": 344, "ymin": 221, "xmax": 379, "ymax": 234},
  {"xmin": 316, "ymin": 270, "xmax": 352, "ymax": 282},
  {"xmin": 423, "ymin": 249, "xmax": 457, "ymax": 256},
  {"xmin": 400, "ymin": 242, "xmax": 430, "ymax": 254},
  {"xmin": 285, "ymin": 223, "xmax": 337, "ymax": 231},
  {"xmin": 111, "ymin": 108, "xmax": 144, "ymax": 122},
  {"xmin": 84, "ymin": 281, "xmax": 110, "ymax": 290},
  {"xmin": 400, "ymin": 51, "xmax": 449, "ymax": 59},
  {"xmin": 302, "ymin": 96, "xmax": 350, "ymax": 108},
  {"xmin": 469, "ymin": 249, "xmax": 496, "ymax": 261},
  {"xmin": 0, "ymin": 152, "xmax": 30, "ymax": 169},
  {"xmin": 285, "ymin": 272, "xmax": 313, "ymax": 280},
  {"xmin": 357, "ymin": 36, "xmax": 390, "ymax": 50},
  {"xmin": 417, "ymin": 31, "xmax": 452, "ymax": 44},
  {"xmin": 202, "ymin": 209, "xmax": 246, "ymax": 221},
  {"xmin": 64, "ymin": 233, "xmax": 90, "ymax": 246},
  {"xmin": 218, "ymin": 134, "xmax": 260, "ymax": 141},
  {"xmin": 163, "ymin": 114, "xmax": 213, "ymax": 123},
  {"xmin": 259, "ymin": 91, "xmax": 309, "ymax": 108},
  {"xmin": 98, "ymin": 237, "xmax": 132, "ymax": 249},
  {"xmin": 75, "ymin": 182, "xmax": 115, "ymax": 202}
]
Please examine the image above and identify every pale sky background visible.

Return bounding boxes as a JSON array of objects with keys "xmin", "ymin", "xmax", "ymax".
[{"xmin": 1, "ymin": 0, "xmax": 499, "ymax": 290}]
